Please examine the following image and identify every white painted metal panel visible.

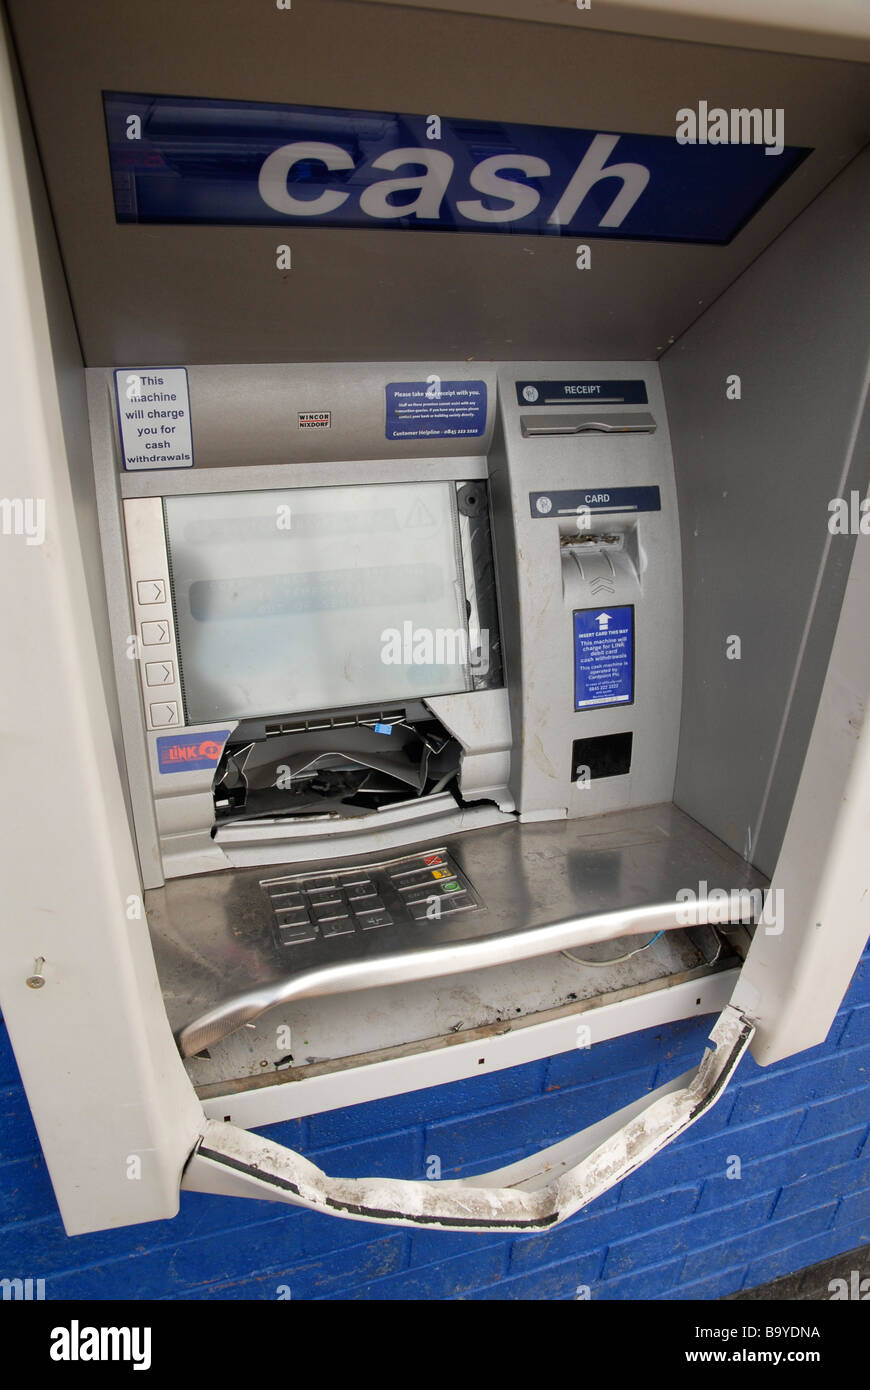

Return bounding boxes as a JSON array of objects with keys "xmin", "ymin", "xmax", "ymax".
[
  {"xmin": 734, "ymin": 497, "xmax": 870, "ymax": 1063},
  {"xmin": 0, "ymin": 23, "xmax": 203, "ymax": 1236}
]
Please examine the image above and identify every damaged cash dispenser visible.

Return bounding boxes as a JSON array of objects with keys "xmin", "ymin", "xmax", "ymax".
[
  {"xmin": 91, "ymin": 362, "xmax": 759, "ymax": 1073},
  {"xmin": 82, "ymin": 359, "xmax": 772, "ymax": 1227},
  {"xmin": 9, "ymin": 0, "xmax": 870, "ymax": 1241}
]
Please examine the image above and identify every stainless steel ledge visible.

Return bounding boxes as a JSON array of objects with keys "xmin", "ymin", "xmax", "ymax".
[{"xmin": 144, "ymin": 804, "xmax": 766, "ymax": 1058}]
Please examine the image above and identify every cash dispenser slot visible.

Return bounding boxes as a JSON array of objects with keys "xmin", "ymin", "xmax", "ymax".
[{"xmin": 212, "ymin": 704, "xmax": 464, "ymax": 826}]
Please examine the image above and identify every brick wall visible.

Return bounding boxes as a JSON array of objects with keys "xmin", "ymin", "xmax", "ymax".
[{"xmin": 1, "ymin": 948, "xmax": 868, "ymax": 1300}]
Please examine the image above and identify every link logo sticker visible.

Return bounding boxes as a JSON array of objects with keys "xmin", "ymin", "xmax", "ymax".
[
  {"xmin": 157, "ymin": 731, "xmax": 230, "ymax": 773},
  {"xmin": 103, "ymin": 93, "xmax": 810, "ymax": 245}
]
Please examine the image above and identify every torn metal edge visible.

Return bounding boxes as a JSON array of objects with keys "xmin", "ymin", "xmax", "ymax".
[{"xmin": 180, "ymin": 1004, "xmax": 754, "ymax": 1233}]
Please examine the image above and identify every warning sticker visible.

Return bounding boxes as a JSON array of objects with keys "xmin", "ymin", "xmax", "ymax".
[
  {"xmin": 574, "ymin": 607, "xmax": 634, "ymax": 710},
  {"xmin": 114, "ymin": 367, "xmax": 194, "ymax": 470},
  {"xmin": 385, "ymin": 381, "xmax": 487, "ymax": 440}
]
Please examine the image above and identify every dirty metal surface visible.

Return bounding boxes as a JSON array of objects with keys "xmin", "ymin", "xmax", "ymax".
[
  {"xmin": 144, "ymin": 803, "xmax": 765, "ymax": 1057},
  {"xmin": 189, "ymin": 926, "xmax": 734, "ymax": 1092}
]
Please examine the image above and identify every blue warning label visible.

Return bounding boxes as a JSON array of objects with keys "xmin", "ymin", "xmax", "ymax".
[{"xmin": 574, "ymin": 607, "xmax": 634, "ymax": 710}]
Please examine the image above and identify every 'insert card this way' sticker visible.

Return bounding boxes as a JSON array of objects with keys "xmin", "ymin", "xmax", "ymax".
[
  {"xmin": 574, "ymin": 606, "xmax": 634, "ymax": 710},
  {"xmin": 114, "ymin": 368, "xmax": 194, "ymax": 470}
]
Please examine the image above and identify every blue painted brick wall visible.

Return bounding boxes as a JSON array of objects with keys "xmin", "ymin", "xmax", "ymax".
[{"xmin": 1, "ymin": 947, "xmax": 868, "ymax": 1300}]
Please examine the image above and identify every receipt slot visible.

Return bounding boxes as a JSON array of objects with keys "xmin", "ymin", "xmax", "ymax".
[{"xmin": 2, "ymin": 2, "xmax": 869, "ymax": 1237}]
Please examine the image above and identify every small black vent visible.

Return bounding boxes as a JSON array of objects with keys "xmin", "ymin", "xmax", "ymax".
[{"xmin": 571, "ymin": 732, "xmax": 633, "ymax": 781}]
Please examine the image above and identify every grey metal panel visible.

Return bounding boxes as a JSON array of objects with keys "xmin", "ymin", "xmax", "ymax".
[
  {"xmin": 491, "ymin": 362, "xmax": 683, "ymax": 819},
  {"xmin": 663, "ymin": 149, "xmax": 870, "ymax": 876},
  {"xmin": 91, "ymin": 358, "xmax": 684, "ymax": 878},
  {"xmin": 7, "ymin": 0, "xmax": 870, "ymax": 366},
  {"xmin": 356, "ymin": 0, "xmax": 870, "ymax": 63},
  {"xmin": 106, "ymin": 361, "xmax": 498, "ymax": 470},
  {"xmin": 119, "ymin": 457, "xmax": 489, "ymax": 495},
  {"xmin": 88, "ymin": 361, "xmax": 506, "ymax": 882}
]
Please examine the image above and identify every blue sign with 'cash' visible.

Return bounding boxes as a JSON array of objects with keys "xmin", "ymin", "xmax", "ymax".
[{"xmin": 103, "ymin": 92, "xmax": 809, "ymax": 245}]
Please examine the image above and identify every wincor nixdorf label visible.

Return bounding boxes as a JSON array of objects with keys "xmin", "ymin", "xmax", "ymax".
[
  {"xmin": 517, "ymin": 380, "xmax": 648, "ymax": 406},
  {"xmin": 298, "ymin": 411, "xmax": 331, "ymax": 429},
  {"xmin": 531, "ymin": 486, "xmax": 661, "ymax": 517}
]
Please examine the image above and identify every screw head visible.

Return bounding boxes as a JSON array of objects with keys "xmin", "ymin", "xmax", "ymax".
[{"xmin": 26, "ymin": 957, "xmax": 45, "ymax": 989}]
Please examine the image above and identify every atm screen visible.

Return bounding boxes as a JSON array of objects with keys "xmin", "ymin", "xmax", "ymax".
[{"xmin": 163, "ymin": 480, "xmax": 498, "ymax": 723}]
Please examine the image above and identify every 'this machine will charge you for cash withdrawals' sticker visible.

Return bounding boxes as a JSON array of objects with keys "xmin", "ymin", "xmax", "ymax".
[{"xmin": 574, "ymin": 607, "xmax": 634, "ymax": 710}]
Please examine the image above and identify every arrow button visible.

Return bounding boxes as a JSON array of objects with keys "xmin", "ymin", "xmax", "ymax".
[
  {"xmin": 141, "ymin": 620, "xmax": 170, "ymax": 645},
  {"xmin": 145, "ymin": 660, "xmax": 175, "ymax": 687},
  {"xmin": 137, "ymin": 579, "xmax": 166, "ymax": 605},
  {"xmin": 149, "ymin": 701, "xmax": 179, "ymax": 727}
]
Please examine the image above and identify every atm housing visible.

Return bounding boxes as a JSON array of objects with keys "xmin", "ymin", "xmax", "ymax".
[
  {"xmin": 2, "ymin": 0, "xmax": 870, "ymax": 1236},
  {"xmin": 92, "ymin": 363, "xmax": 759, "ymax": 1069}
]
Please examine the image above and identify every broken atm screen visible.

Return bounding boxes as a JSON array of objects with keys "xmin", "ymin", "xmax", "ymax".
[{"xmin": 164, "ymin": 482, "xmax": 484, "ymax": 722}]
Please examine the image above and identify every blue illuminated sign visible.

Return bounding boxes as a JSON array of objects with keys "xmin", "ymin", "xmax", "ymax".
[{"xmin": 103, "ymin": 92, "xmax": 809, "ymax": 245}]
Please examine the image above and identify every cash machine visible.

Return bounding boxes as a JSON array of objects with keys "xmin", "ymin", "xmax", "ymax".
[{"xmin": 2, "ymin": 0, "xmax": 870, "ymax": 1235}]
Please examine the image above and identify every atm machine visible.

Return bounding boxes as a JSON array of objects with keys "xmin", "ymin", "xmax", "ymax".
[{"xmin": 2, "ymin": 0, "xmax": 869, "ymax": 1237}]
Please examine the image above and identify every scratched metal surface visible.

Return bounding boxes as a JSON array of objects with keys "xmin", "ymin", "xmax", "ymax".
[{"xmin": 144, "ymin": 803, "xmax": 765, "ymax": 1057}]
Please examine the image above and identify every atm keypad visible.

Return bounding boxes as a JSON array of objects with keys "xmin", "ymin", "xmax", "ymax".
[
  {"xmin": 275, "ymin": 907, "xmax": 311, "ymax": 928},
  {"xmin": 261, "ymin": 849, "xmax": 481, "ymax": 951},
  {"xmin": 320, "ymin": 918, "xmax": 355, "ymax": 939},
  {"xmin": 276, "ymin": 924, "xmax": 317, "ymax": 947},
  {"xmin": 357, "ymin": 910, "xmax": 393, "ymax": 930}
]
